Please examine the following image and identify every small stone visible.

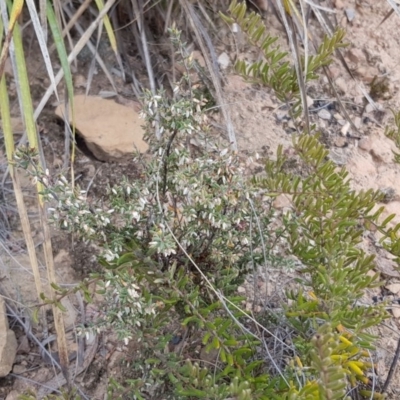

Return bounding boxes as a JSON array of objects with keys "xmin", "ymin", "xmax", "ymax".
[
  {"xmin": 253, "ymin": 305, "xmax": 262, "ymax": 313},
  {"xmin": 55, "ymin": 95, "xmax": 148, "ymax": 162},
  {"xmin": 273, "ymin": 194, "xmax": 292, "ymax": 209},
  {"xmin": 334, "ymin": 0, "xmax": 344, "ymax": 8},
  {"xmin": 392, "ymin": 307, "xmax": 400, "ymax": 319},
  {"xmin": 217, "ymin": 52, "xmax": 230, "ymax": 69},
  {"xmin": 334, "ymin": 137, "xmax": 347, "ymax": 148},
  {"xmin": 275, "ymin": 111, "xmax": 289, "ymax": 122},
  {"xmin": 13, "ymin": 364, "xmax": 26, "ymax": 374},
  {"xmin": 318, "ymin": 109, "xmax": 331, "ymax": 120},
  {"xmin": 353, "ymin": 96, "xmax": 364, "ymax": 105},
  {"xmin": 365, "ymin": 104, "xmax": 374, "ymax": 114},
  {"xmin": 358, "ymin": 137, "xmax": 372, "ymax": 152},
  {"xmin": 386, "ymin": 283, "xmax": 400, "ymax": 295},
  {"xmin": 335, "ymin": 77, "xmax": 347, "ymax": 93},
  {"xmin": 354, "ymin": 117, "xmax": 362, "ymax": 129},
  {"xmin": 333, "ymin": 113, "xmax": 343, "ymax": 120},
  {"xmin": 74, "ymin": 74, "xmax": 86, "ymax": 88},
  {"xmin": 341, "ymin": 122, "xmax": 350, "ymax": 136},
  {"xmin": 17, "ymin": 336, "xmax": 30, "ymax": 354},
  {"xmin": 345, "ymin": 8, "xmax": 356, "ymax": 22},
  {"xmin": 6, "ymin": 390, "xmax": 20, "ymax": 400},
  {"xmin": 0, "ymin": 297, "xmax": 17, "ymax": 377},
  {"xmin": 192, "ymin": 50, "xmax": 206, "ymax": 67},
  {"xmin": 306, "ymin": 96, "xmax": 314, "ymax": 108},
  {"xmin": 237, "ymin": 286, "xmax": 246, "ymax": 294},
  {"xmin": 346, "ymin": 49, "xmax": 365, "ymax": 64}
]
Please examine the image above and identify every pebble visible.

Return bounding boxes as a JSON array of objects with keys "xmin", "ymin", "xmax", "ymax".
[
  {"xmin": 354, "ymin": 116, "xmax": 362, "ymax": 129},
  {"xmin": 217, "ymin": 52, "xmax": 230, "ymax": 69},
  {"xmin": 306, "ymin": 96, "xmax": 314, "ymax": 108},
  {"xmin": 275, "ymin": 111, "xmax": 289, "ymax": 122},
  {"xmin": 334, "ymin": 0, "xmax": 344, "ymax": 9},
  {"xmin": 346, "ymin": 49, "xmax": 365, "ymax": 64},
  {"xmin": 334, "ymin": 137, "xmax": 347, "ymax": 148},
  {"xmin": 345, "ymin": 8, "xmax": 356, "ymax": 22},
  {"xmin": 13, "ymin": 364, "xmax": 26, "ymax": 374},
  {"xmin": 333, "ymin": 113, "xmax": 343, "ymax": 120},
  {"xmin": 341, "ymin": 122, "xmax": 351, "ymax": 136},
  {"xmin": 318, "ymin": 109, "xmax": 332, "ymax": 120},
  {"xmin": 335, "ymin": 77, "xmax": 347, "ymax": 93},
  {"xmin": 358, "ymin": 136, "xmax": 372, "ymax": 152}
]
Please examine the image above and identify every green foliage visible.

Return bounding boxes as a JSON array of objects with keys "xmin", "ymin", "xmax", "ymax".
[
  {"xmin": 256, "ymin": 133, "xmax": 389, "ymax": 394},
  {"xmin": 220, "ymin": 0, "xmax": 346, "ymax": 117},
  {"xmin": 16, "ymin": 12, "xmax": 400, "ymax": 400},
  {"xmin": 385, "ymin": 109, "xmax": 400, "ymax": 164}
]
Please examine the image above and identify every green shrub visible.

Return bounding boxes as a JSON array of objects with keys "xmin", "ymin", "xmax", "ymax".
[{"xmin": 18, "ymin": 8, "xmax": 399, "ymax": 400}]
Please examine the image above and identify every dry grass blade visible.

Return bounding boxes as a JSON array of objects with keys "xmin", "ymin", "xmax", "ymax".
[
  {"xmin": 35, "ymin": 0, "xmax": 117, "ymax": 119},
  {"xmin": 179, "ymin": 0, "xmax": 237, "ymax": 149},
  {"xmin": 275, "ymin": 0, "xmax": 310, "ymax": 132},
  {"xmin": 131, "ymin": 0, "xmax": 160, "ymax": 138},
  {"xmin": 0, "ymin": 0, "xmax": 24, "ymax": 80},
  {"xmin": 0, "ymin": 70, "xmax": 46, "ymax": 332},
  {"xmin": 386, "ymin": 0, "xmax": 400, "ymax": 17},
  {"xmin": 8, "ymin": 7, "xmax": 71, "ymax": 384},
  {"xmin": 25, "ymin": 0, "xmax": 59, "ymax": 101}
]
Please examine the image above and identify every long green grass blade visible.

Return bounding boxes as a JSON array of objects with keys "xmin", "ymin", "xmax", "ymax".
[{"xmin": 11, "ymin": 9, "xmax": 40, "ymax": 156}]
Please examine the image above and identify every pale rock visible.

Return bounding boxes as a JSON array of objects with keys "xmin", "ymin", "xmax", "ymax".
[
  {"xmin": 13, "ymin": 364, "xmax": 26, "ymax": 374},
  {"xmin": 346, "ymin": 48, "xmax": 365, "ymax": 64},
  {"xmin": 306, "ymin": 96, "xmax": 314, "ymax": 108},
  {"xmin": 340, "ymin": 122, "xmax": 350, "ymax": 136},
  {"xmin": 273, "ymin": 194, "xmax": 292, "ymax": 209},
  {"xmin": 16, "ymin": 335, "xmax": 30, "ymax": 355},
  {"xmin": 358, "ymin": 136, "xmax": 372, "ymax": 152},
  {"xmin": 345, "ymin": 8, "xmax": 356, "ymax": 22},
  {"xmin": 335, "ymin": 77, "xmax": 347, "ymax": 93},
  {"xmin": 354, "ymin": 117, "xmax": 362, "ymax": 129},
  {"xmin": 334, "ymin": 0, "xmax": 344, "ymax": 9},
  {"xmin": 55, "ymin": 95, "xmax": 148, "ymax": 162},
  {"xmin": 353, "ymin": 95, "xmax": 364, "ymax": 105},
  {"xmin": 334, "ymin": 137, "xmax": 347, "ymax": 148},
  {"xmin": 333, "ymin": 113, "xmax": 343, "ymax": 120},
  {"xmin": 367, "ymin": 270, "xmax": 378, "ymax": 278},
  {"xmin": 217, "ymin": 52, "xmax": 230, "ymax": 69},
  {"xmin": 253, "ymin": 305, "xmax": 262, "ymax": 313},
  {"xmin": 318, "ymin": 109, "xmax": 331, "ymax": 120},
  {"xmin": 237, "ymin": 286, "xmax": 246, "ymax": 294},
  {"xmin": 192, "ymin": 50, "xmax": 206, "ymax": 67},
  {"xmin": 0, "ymin": 297, "xmax": 18, "ymax": 377},
  {"xmin": 6, "ymin": 391, "xmax": 20, "ymax": 400},
  {"xmin": 386, "ymin": 283, "xmax": 400, "ymax": 295},
  {"xmin": 74, "ymin": 74, "xmax": 86, "ymax": 88},
  {"xmin": 392, "ymin": 307, "xmax": 400, "ymax": 319}
]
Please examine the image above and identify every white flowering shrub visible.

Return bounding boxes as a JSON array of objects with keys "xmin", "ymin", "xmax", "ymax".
[{"xmin": 15, "ymin": 31, "xmax": 286, "ymax": 398}]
